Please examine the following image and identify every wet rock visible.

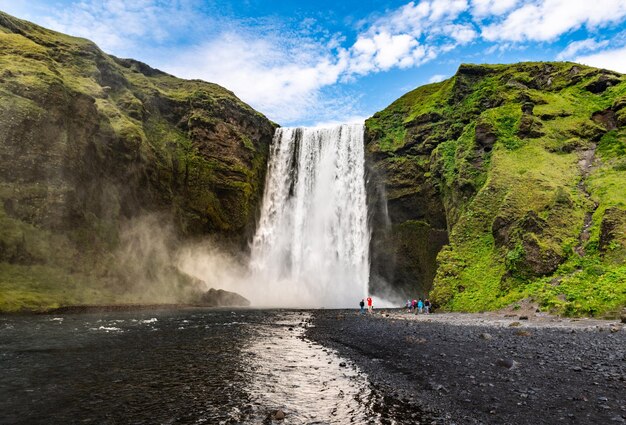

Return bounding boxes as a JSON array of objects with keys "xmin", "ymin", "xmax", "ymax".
[
  {"xmin": 271, "ymin": 409, "xmax": 286, "ymax": 420},
  {"xmin": 198, "ymin": 288, "xmax": 250, "ymax": 307}
]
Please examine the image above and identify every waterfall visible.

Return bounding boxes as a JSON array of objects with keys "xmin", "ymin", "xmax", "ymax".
[{"xmin": 249, "ymin": 124, "xmax": 370, "ymax": 308}]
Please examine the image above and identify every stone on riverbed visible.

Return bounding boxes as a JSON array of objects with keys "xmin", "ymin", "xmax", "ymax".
[
  {"xmin": 267, "ymin": 409, "xmax": 286, "ymax": 420},
  {"xmin": 496, "ymin": 358, "xmax": 518, "ymax": 369}
]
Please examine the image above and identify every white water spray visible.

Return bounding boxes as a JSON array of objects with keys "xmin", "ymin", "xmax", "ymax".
[{"xmin": 249, "ymin": 124, "xmax": 370, "ymax": 307}]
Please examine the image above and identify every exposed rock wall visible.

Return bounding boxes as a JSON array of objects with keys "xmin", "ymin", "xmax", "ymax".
[
  {"xmin": 0, "ymin": 12, "xmax": 276, "ymax": 310},
  {"xmin": 366, "ymin": 62, "xmax": 626, "ymax": 316}
]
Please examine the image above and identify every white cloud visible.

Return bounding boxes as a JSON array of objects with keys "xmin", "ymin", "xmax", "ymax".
[
  {"xmin": 312, "ymin": 114, "xmax": 369, "ymax": 128},
  {"xmin": 345, "ymin": 0, "xmax": 474, "ymax": 75},
  {"xmin": 441, "ymin": 24, "xmax": 478, "ymax": 44},
  {"xmin": 575, "ymin": 45, "xmax": 626, "ymax": 73},
  {"xmin": 163, "ymin": 33, "xmax": 353, "ymax": 124},
  {"xmin": 37, "ymin": 0, "xmax": 196, "ymax": 54},
  {"xmin": 471, "ymin": 0, "xmax": 520, "ymax": 18},
  {"xmin": 8, "ymin": 0, "xmax": 626, "ymax": 125},
  {"xmin": 481, "ymin": 0, "xmax": 626, "ymax": 42},
  {"xmin": 428, "ymin": 74, "xmax": 448, "ymax": 83},
  {"xmin": 556, "ymin": 38, "xmax": 610, "ymax": 60}
]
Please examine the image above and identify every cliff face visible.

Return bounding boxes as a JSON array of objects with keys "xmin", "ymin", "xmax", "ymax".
[
  {"xmin": 0, "ymin": 12, "xmax": 276, "ymax": 311},
  {"xmin": 366, "ymin": 62, "xmax": 626, "ymax": 316}
]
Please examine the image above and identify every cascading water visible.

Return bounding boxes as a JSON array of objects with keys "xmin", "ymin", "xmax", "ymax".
[{"xmin": 249, "ymin": 124, "xmax": 370, "ymax": 308}]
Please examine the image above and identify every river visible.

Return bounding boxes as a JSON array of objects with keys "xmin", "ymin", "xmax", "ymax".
[{"xmin": 0, "ymin": 309, "xmax": 395, "ymax": 424}]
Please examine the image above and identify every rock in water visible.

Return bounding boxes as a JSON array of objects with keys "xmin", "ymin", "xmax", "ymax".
[
  {"xmin": 199, "ymin": 288, "xmax": 250, "ymax": 307},
  {"xmin": 269, "ymin": 409, "xmax": 286, "ymax": 420}
]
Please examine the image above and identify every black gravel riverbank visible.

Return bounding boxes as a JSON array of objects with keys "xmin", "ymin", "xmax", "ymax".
[{"xmin": 306, "ymin": 310, "xmax": 626, "ymax": 424}]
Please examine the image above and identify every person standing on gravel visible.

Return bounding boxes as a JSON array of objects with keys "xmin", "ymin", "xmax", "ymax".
[
  {"xmin": 367, "ymin": 296, "xmax": 373, "ymax": 313},
  {"xmin": 417, "ymin": 298, "xmax": 424, "ymax": 314},
  {"xmin": 424, "ymin": 299, "xmax": 431, "ymax": 314},
  {"xmin": 359, "ymin": 299, "xmax": 365, "ymax": 314}
]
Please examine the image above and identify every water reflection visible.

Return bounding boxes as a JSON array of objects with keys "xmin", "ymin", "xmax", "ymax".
[
  {"xmin": 0, "ymin": 310, "xmax": 398, "ymax": 424},
  {"xmin": 242, "ymin": 312, "xmax": 374, "ymax": 423}
]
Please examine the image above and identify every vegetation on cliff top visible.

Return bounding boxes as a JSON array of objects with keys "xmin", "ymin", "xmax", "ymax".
[
  {"xmin": 366, "ymin": 62, "xmax": 626, "ymax": 317},
  {"xmin": 0, "ymin": 12, "xmax": 276, "ymax": 311}
]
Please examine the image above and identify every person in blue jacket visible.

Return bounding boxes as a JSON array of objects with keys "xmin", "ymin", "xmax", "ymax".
[{"xmin": 417, "ymin": 298, "xmax": 424, "ymax": 314}]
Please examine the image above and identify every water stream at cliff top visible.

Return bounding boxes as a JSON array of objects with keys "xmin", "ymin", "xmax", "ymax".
[{"xmin": 249, "ymin": 124, "xmax": 370, "ymax": 308}]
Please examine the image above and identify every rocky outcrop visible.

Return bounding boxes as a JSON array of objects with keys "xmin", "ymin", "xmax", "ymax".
[
  {"xmin": 0, "ymin": 12, "xmax": 275, "ymax": 311},
  {"xmin": 198, "ymin": 288, "xmax": 250, "ymax": 307},
  {"xmin": 366, "ymin": 62, "xmax": 626, "ymax": 316}
]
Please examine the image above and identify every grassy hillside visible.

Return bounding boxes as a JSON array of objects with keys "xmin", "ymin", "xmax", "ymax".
[
  {"xmin": 0, "ymin": 12, "xmax": 276, "ymax": 311},
  {"xmin": 366, "ymin": 62, "xmax": 626, "ymax": 316}
]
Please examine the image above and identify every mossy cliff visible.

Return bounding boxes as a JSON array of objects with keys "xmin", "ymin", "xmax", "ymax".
[
  {"xmin": 366, "ymin": 62, "xmax": 626, "ymax": 316},
  {"xmin": 0, "ymin": 12, "xmax": 276, "ymax": 311}
]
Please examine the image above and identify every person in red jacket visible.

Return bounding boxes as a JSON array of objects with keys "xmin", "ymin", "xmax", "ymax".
[{"xmin": 367, "ymin": 296, "xmax": 373, "ymax": 313}]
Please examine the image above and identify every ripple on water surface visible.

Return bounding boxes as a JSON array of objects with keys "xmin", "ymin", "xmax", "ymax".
[
  {"xmin": 0, "ymin": 310, "xmax": 396, "ymax": 424},
  {"xmin": 242, "ymin": 312, "xmax": 376, "ymax": 423}
]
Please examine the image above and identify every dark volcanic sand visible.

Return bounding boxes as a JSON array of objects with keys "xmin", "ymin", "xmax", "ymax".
[{"xmin": 306, "ymin": 310, "xmax": 626, "ymax": 424}]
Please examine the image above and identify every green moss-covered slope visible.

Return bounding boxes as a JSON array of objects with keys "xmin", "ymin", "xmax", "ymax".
[
  {"xmin": 366, "ymin": 62, "xmax": 626, "ymax": 316},
  {"xmin": 0, "ymin": 12, "xmax": 276, "ymax": 311}
]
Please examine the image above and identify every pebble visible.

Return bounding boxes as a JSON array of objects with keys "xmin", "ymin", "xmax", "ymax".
[{"xmin": 496, "ymin": 358, "xmax": 517, "ymax": 369}]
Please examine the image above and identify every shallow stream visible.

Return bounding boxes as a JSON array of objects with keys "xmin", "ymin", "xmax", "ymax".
[{"xmin": 0, "ymin": 309, "xmax": 394, "ymax": 424}]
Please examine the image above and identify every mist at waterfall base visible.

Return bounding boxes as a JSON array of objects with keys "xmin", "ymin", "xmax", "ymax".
[{"xmin": 180, "ymin": 124, "xmax": 397, "ymax": 308}]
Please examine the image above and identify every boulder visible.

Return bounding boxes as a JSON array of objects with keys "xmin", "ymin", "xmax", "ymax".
[
  {"xmin": 584, "ymin": 74, "xmax": 622, "ymax": 93},
  {"xmin": 475, "ymin": 122, "xmax": 497, "ymax": 151},
  {"xmin": 198, "ymin": 288, "xmax": 250, "ymax": 307},
  {"xmin": 599, "ymin": 208, "xmax": 626, "ymax": 251},
  {"xmin": 591, "ymin": 109, "xmax": 617, "ymax": 131}
]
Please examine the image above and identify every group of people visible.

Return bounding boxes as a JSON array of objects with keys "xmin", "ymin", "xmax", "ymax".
[
  {"xmin": 357, "ymin": 296, "xmax": 432, "ymax": 315},
  {"xmin": 406, "ymin": 298, "xmax": 431, "ymax": 314}
]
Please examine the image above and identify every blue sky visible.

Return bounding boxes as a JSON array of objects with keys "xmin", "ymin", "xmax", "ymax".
[{"xmin": 2, "ymin": 0, "xmax": 626, "ymax": 126}]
